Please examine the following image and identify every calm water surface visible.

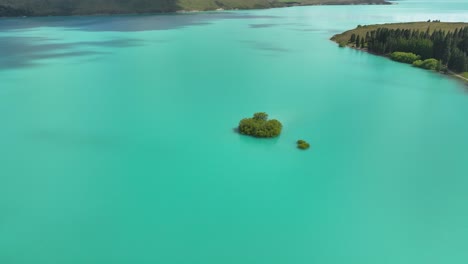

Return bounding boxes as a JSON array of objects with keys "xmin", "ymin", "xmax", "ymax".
[{"xmin": 1, "ymin": 1, "xmax": 468, "ymax": 263}]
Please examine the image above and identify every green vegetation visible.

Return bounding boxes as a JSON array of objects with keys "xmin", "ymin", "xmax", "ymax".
[
  {"xmin": 238, "ymin": 112, "xmax": 282, "ymax": 138},
  {"xmin": 462, "ymin": 72, "xmax": 468, "ymax": 79},
  {"xmin": 390, "ymin": 52, "xmax": 421, "ymax": 64},
  {"xmin": 332, "ymin": 22, "xmax": 468, "ymax": 77},
  {"xmin": 0, "ymin": 0, "xmax": 390, "ymax": 17},
  {"xmin": 390, "ymin": 52, "xmax": 442, "ymax": 70},
  {"xmin": 297, "ymin": 140, "xmax": 310, "ymax": 150},
  {"xmin": 412, "ymin": 59, "xmax": 440, "ymax": 70}
]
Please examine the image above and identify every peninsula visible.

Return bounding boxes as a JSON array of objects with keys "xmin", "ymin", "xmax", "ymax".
[
  {"xmin": 332, "ymin": 22, "xmax": 468, "ymax": 83},
  {"xmin": 0, "ymin": 0, "xmax": 390, "ymax": 17}
]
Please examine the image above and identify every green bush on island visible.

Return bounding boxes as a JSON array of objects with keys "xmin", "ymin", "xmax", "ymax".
[
  {"xmin": 413, "ymin": 58, "xmax": 439, "ymax": 70},
  {"xmin": 297, "ymin": 140, "xmax": 310, "ymax": 150},
  {"xmin": 390, "ymin": 52, "xmax": 421, "ymax": 64},
  {"xmin": 238, "ymin": 112, "xmax": 282, "ymax": 138}
]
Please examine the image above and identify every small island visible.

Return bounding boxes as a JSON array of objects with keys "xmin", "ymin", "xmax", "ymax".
[
  {"xmin": 332, "ymin": 22, "xmax": 468, "ymax": 83},
  {"xmin": 238, "ymin": 112, "xmax": 282, "ymax": 138},
  {"xmin": 297, "ymin": 140, "xmax": 310, "ymax": 150}
]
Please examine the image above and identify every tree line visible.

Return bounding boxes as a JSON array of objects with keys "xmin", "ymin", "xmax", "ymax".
[{"xmin": 349, "ymin": 26, "xmax": 468, "ymax": 72}]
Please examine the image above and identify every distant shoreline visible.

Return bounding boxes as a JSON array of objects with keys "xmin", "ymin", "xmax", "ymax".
[
  {"xmin": 0, "ymin": 0, "xmax": 391, "ymax": 18},
  {"xmin": 331, "ymin": 22, "xmax": 468, "ymax": 85},
  {"xmin": 333, "ymin": 42, "xmax": 468, "ymax": 85}
]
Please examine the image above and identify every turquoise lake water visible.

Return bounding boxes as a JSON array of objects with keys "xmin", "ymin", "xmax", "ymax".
[{"xmin": 1, "ymin": 0, "xmax": 468, "ymax": 263}]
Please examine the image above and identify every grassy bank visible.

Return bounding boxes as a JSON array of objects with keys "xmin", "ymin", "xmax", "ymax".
[
  {"xmin": 0, "ymin": 0, "xmax": 390, "ymax": 17},
  {"xmin": 331, "ymin": 22, "xmax": 468, "ymax": 44}
]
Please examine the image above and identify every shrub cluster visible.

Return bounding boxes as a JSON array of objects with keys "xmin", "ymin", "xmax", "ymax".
[
  {"xmin": 297, "ymin": 140, "xmax": 310, "ymax": 150},
  {"xmin": 412, "ymin": 58, "xmax": 440, "ymax": 70},
  {"xmin": 390, "ymin": 52, "xmax": 421, "ymax": 64},
  {"xmin": 238, "ymin": 112, "xmax": 282, "ymax": 138}
]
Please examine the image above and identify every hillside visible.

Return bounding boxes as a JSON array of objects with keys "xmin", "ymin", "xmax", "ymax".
[
  {"xmin": 0, "ymin": 0, "xmax": 390, "ymax": 17},
  {"xmin": 332, "ymin": 22, "xmax": 468, "ymax": 44}
]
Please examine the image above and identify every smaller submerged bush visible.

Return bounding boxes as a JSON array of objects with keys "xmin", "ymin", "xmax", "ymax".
[{"xmin": 297, "ymin": 140, "xmax": 310, "ymax": 150}]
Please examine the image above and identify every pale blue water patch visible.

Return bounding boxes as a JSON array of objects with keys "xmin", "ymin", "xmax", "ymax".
[{"xmin": 1, "ymin": 1, "xmax": 468, "ymax": 264}]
